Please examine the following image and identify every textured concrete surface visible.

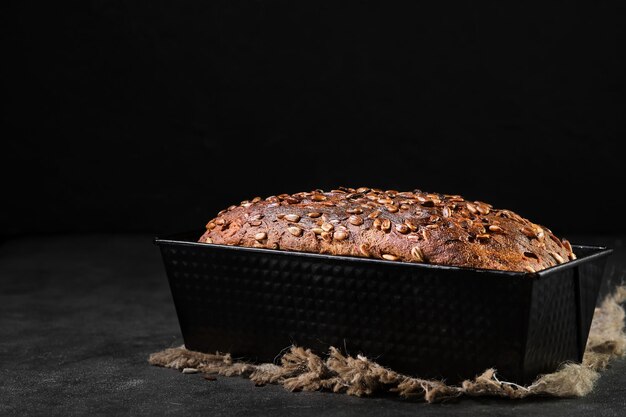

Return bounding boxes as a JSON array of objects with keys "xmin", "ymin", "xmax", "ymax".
[{"xmin": 1, "ymin": 234, "xmax": 625, "ymax": 416}]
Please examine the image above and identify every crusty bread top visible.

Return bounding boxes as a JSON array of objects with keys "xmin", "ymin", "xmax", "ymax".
[{"xmin": 199, "ymin": 187, "xmax": 575, "ymax": 272}]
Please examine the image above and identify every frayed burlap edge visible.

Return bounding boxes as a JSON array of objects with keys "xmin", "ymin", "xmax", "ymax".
[{"xmin": 149, "ymin": 286, "xmax": 626, "ymax": 403}]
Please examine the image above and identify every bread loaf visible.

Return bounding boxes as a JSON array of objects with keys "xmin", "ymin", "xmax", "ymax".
[{"xmin": 199, "ymin": 187, "xmax": 575, "ymax": 272}]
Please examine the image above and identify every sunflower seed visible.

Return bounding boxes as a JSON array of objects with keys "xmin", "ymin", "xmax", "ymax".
[
  {"xmin": 405, "ymin": 220, "xmax": 418, "ymax": 231},
  {"xmin": 386, "ymin": 205, "xmax": 399, "ymax": 213},
  {"xmin": 476, "ymin": 234, "xmax": 491, "ymax": 241},
  {"xmin": 321, "ymin": 222, "xmax": 334, "ymax": 232},
  {"xmin": 307, "ymin": 212, "xmax": 322, "ymax": 218},
  {"xmin": 411, "ymin": 246, "xmax": 424, "ymax": 262},
  {"xmin": 205, "ymin": 238, "xmax": 213, "ymax": 244},
  {"xmin": 333, "ymin": 230, "xmax": 349, "ymax": 241},
  {"xmin": 488, "ymin": 225, "xmax": 504, "ymax": 233},
  {"xmin": 284, "ymin": 214, "xmax": 301, "ymax": 222},
  {"xmin": 445, "ymin": 195, "xmax": 464, "ymax": 202},
  {"xmin": 524, "ymin": 266, "xmax": 536, "ymax": 273},
  {"xmin": 381, "ymin": 219, "xmax": 391, "ymax": 232},
  {"xmin": 442, "ymin": 207, "xmax": 451, "ymax": 218},
  {"xmin": 400, "ymin": 204, "xmax": 410, "ymax": 210},
  {"xmin": 357, "ymin": 187, "xmax": 370, "ymax": 193},
  {"xmin": 368, "ymin": 210, "xmax": 381, "ymax": 219},
  {"xmin": 182, "ymin": 368, "xmax": 199, "ymax": 374},
  {"xmin": 254, "ymin": 232, "xmax": 267, "ymax": 241},
  {"xmin": 284, "ymin": 196, "xmax": 300, "ymax": 204},
  {"xmin": 466, "ymin": 203, "xmax": 478, "ymax": 214},
  {"xmin": 346, "ymin": 207, "xmax": 363, "ymax": 214},
  {"xmin": 395, "ymin": 224, "xmax": 409, "ymax": 234},
  {"xmin": 562, "ymin": 239, "xmax": 573, "ymax": 253},
  {"xmin": 207, "ymin": 222, "xmax": 216, "ymax": 230},
  {"xmin": 348, "ymin": 215, "xmax": 364, "ymax": 226},
  {"xmin": 215, "ymin": 218, "xmax": 225, "ymax": 226},
  {"xmin": 549, "ymin": 234, "xmax": 562, "ymax": 246},
  {"xmin": 382, "ymin": 254, "xmax": 399, "ymax": 261},
  {"xmin": 521, "ymin": 227, "xmax": 536, "ymax": 238},
  {"xmin": 311, "ymin": 194, "xmax": 327, "ymax": 201},
  {"xmin": 551, "ymin": 252, "xmax": 565, "ymax": 264},
  {"xmin": 252, "ymin": 196, "xmax": 262, "ymax": 203},
  {"xmin": 249, "ymin": 220, "xmax": 262, "ymax": 226},
  {"xmin": 535, "ymin": 227, "xmax": 545, "ymax": 239},
  {"xmin": 358, "ymin": 244, "xmax": 370, "ymax": 257},
  {"xmin": 311, "ymin": 228, "xmax": 324, "ymax": 235},
  {"xmin": 287, "ymin": 227, "xmax": 303, "ymax": 237}
]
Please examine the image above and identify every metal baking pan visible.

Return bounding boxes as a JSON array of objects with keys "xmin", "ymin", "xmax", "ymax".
[{"xmin": 155, "ymin": 231, "xmax": 612, "ymax": 384}]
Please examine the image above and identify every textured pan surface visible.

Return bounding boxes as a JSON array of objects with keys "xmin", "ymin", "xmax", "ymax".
[{"xmin": 156, "ymin": 233, "xmax": 611, "ymax": 384}]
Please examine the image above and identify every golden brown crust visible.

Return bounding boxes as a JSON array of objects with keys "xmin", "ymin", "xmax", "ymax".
[{"xmin": 199, "ymin": 187, "xmax": 575, "ymax": 272}]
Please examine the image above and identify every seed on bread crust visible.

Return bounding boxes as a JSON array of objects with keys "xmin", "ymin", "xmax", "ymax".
[
  {"xmin": 348, "ymin": 215, "xmax": 364, "ymax": 226},
  {"xmin": 551, "ymin": 252, "xmax": 565, "ymax": 264},
  {"xmin": 333, "ymin": 230, "xmax": 349, "ymax": 241},
  {"xmin": 200, "ymin": 187, "xmax": 574, "ymax": 272},
  {"xmin": 411, "ymin": 246, "xmax": 424, "ymax": 262},
  {"xmin": 346, "ymin": 207, "xmax": 363, "ymax": 214},
  {"xmin": 521, "ymin": 227, "xmax": 536, "ymax": 239},
  {"xmin": 395, "ymin": 224, "xmax": 409, "ymax": 234},
  {"xmin": 287, "ymin": 227, "xmax": 303, "ymax": 237}
]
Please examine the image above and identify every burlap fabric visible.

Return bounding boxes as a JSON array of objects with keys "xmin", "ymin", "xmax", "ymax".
[{"xmin": 149, "ymin": 286, "xmax": 625, "ymax": 403}]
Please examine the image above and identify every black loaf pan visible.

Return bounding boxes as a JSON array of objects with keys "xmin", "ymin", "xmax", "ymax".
[{"xmin": 155, "ymin": 231, "xmax": 612, "ymax": 384}]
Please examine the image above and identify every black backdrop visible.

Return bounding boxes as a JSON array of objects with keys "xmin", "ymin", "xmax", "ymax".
[{"xmin": 3, "ymin": 2, "xmax": 625, "ymax": 238}]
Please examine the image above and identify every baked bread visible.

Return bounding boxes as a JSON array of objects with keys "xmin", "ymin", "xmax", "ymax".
[{"xmin": 199, "ymin": 187, "xmax": 575, "ymax": 272}]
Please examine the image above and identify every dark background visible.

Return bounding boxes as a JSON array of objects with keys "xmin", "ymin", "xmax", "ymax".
[{"xmin": 3, "ymin": 1, "xmax": 625, "ymax": 239}]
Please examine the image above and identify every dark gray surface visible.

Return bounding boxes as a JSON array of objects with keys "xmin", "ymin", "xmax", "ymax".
[{"xmin": 1, "ymin": 235, "xmax": 625, "ymax": 416}]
